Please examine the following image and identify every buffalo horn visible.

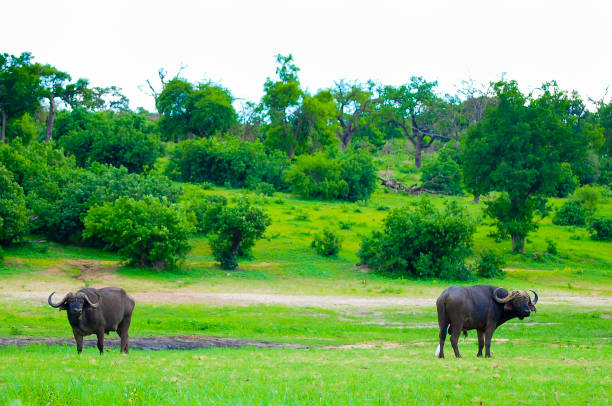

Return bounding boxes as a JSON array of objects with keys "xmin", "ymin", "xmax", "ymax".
[
  {"xmin": 78, "ymin": 292, "xmax": 100, "ymax": 308},
  {"xmin": 493, "ymin": 288, "xmax": 516, "ymax": 303},
  {"xmin": 48, "ymin": 292, "xmax": 72, "ymax": 308},
  {"xmin": 529, "ymin": 289, "xmax": 539, "ymax": 305}
]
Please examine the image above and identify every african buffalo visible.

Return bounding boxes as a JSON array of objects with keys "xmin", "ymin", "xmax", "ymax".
[
  {"xmin": 48, "ymin": 287, "xmax": 135, "ymax": 354},
  {"xmin": 436, "ymin": 285, "xmax": 538, "ymax": 358}
]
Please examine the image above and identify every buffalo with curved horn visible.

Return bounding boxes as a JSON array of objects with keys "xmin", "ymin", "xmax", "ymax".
[
  {"xmin": 48, "ymin": 287, "xmax": 135, "ymax": 354},
  {"xmin": 435, "ymin": 285, "xmax": 538, "ymax": 358}
]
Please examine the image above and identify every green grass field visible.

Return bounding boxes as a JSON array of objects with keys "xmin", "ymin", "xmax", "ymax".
[{"xmin": 1, "ymin": 186, "xmax": 611, "ymax": 405}]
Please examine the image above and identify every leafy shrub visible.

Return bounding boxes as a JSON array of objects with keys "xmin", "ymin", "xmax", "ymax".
[
  {"xmin": 0, "ymin": 165, "xmax": 28, "ymax": 245},
  {"xmin": 205, "ymin": 199, "xmax": 271, "ymax": 270},
  {"xmin": 553, "ymin": 200, "xmax": 587, "ymax": 226},
  {"xmin": 311, "ymin": 228, "xmax": 342, "ymax": 256},
  {"xmin": 338, "ymin": 220, "xmax": 355, "ymax": 230},
  {"xmin": 337, "ymin": 149, "xmax": 378, "ymax": 201},
  {"xmin": 555, "ymin": 163, "xmax": 579, "ymax": 197},
  {"xmin": 420, "ymin": 148, "xmax": 463, "ymax": 195},
  {"xmin": 253, "ymin": 182, "xmax": 276, "ymax": 196},
  {"xmin": 28, "ymin": 163, "xmax": 181, "ymax": 243},
  {"xmin": 83, "ymin": 196, "xmax": 194, "ymax": 268},
  {"xmin": 588, "ymin": 217, "xmax": 612, "ymax": 241},
  {"xmin": 474, "ymin": 250, "xmax": 506, "ymax": 278},
  {"xmin": 574, "ymin": 185, "xmax": 603, "ymax": 212},
  {"xmin": 285, "ymin": 152, "xmax": 347, "ymax": 200},
  {"xmin": 546, "ymin": 238, "xmax": 558, "ymax": 255},
  {"xmin": 180, "ymin": 190, "xmax": 228, "ymax": 234},
  {"xmin": 285, "ymin": 150, "xmax": 377, "ymax": 201},
  {"xmin": 358, "ymin": 200, "xmax": 476, "ymax": 280},
  {"xmin": 166, "ymin": 137, "xmax": 289, "ymax": 190}
]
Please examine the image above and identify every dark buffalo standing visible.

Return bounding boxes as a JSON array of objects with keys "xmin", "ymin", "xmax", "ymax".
[
  {"xmin": 436, "ymin": 285, "xmax": 538, "ymax": 358},
  {"xmin": 48, "ymin": 287, "xmax": 135, "ymax": 354}
]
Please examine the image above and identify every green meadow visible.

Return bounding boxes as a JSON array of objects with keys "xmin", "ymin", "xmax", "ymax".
[{"xmin": 1, "ymin": 187, "xmax": 611, "ymax": 405}]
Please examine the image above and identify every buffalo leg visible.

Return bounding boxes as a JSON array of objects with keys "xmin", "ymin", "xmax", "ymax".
[
  {"xmin": 477, "ymin": 330, "xmax": 485, "ymax": 357},
  {"xmin": 96, "ymin": 331, "xmax": 105, "ymax": 355},
  {"xmin": 484, "ymin": 328, "xmax": 495, "ymax": 358},
  {"xmin": 117, "ymin": 316, "xmax": 131, "ymax": 354},
  {"xmin": 450, "ymin": 323, "xmax": 463, "ymax": 358},
  {"xmin": 73, "ymin": 330, "xmax": 83, "ymax": 354}
]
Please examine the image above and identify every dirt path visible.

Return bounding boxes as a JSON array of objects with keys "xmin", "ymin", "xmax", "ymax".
[
  {"xmin": 2, "ymin": 291, "xmax": 612, "ymax": 307},
  {"xmin": 0, "ymin": 336, "xmax": 307, "ymax": 350}
]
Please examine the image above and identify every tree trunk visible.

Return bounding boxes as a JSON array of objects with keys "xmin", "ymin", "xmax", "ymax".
[
  {"xmin": 511, "ymin": 234, "xmax": 526, "ymax": 253},
  {"xmin": 45, "ymin": 97, "xmax": 55, "ymax": 142},
  {"xmin": 473, "ymin": 195, "xmax": 480, "ymax": 204},
  {"xmin": 0, "ymin": 109, "xmax": 6, "ymax": 143},
  {"xmin": 414, "ymin": 140, "xmax": 423, "ymax": 169}
]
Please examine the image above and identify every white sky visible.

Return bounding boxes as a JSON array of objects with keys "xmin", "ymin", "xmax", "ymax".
[{"xmin": 3, "ymin": 0, "xmax": 611, "ymax": 111}]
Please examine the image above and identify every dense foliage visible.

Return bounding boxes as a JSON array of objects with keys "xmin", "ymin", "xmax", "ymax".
[
  {"xmin": 0, "ymin": 141, "xmax": 180, "ymax": 242},
  {"xmin": 311, "ymin": 228, "xmax": 342, "ymax": 257},
  {"xmin": 57, "ymin": 109, "xmax": 161, "ymax": 173},
  {"xmin": 462, "ymin": 81, "xmax": 596, "ymax": 252},
  {"xmin": 0, "ymin": 165, "xmax": 27, "ymax": 244},
  {"xmin": 420, "ymin": 147, "xmax": 463, "ymax": 195},
  {"xmin": 166, "ymin": 137, "xmax": 288, "ymax": 190},
  {"xmin": 285, "ymin": 150, "xmax": 377, "ymax": 201},
  {"xmin": 588, "ymin": 217, "xmax": 612, "ymax": 241},
  {"xmin": 553, "ymin": 200, "xmax": 588, "ymax": 226},
  {"xmin": 205, "ymin": 199, "xmax": 271, "ymax": 270},
  {"xmin": 473, "ymin": 249, "xmax": 506, "ymax": 279},
  {"xmin": 358, "ymin": 200, "xmax": 476, "ymax": 280},
  {"xmin": 83, "ymin": 196, "xmax": 194, "ymax": 268}
]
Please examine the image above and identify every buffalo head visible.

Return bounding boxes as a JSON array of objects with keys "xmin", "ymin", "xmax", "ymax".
[
  {"xmin": 48, "ymin": 291, "xmax": 99, "ymax": 315},
  {"xmin": 493, "ymin": 288, "xmax": 538, "ymax": 319}
]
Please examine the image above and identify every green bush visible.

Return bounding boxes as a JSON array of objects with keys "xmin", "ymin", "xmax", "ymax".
[
  {"xmin": 546, "ymin": 238, "xmax": 558, "ymax": 255},
  {"xmin": 205, "ymin": 199, "xmax": 271, "ymax": 270},
  {"xmin": 358, "ymin": 200, "xmax": 476, "ymax": 280},
  {"xmin": 311, "ymin": 228, "xmax": 342, "ymax": 256},
  {"xmin": 83, "ymin": 196, "xmax": 194, "ymax": 268},
  {"xmin": 553, "ymin": 200, "xmax": 588, "ymax": 226},
  {"xmin": 166, "ymin": 137, "xmax": 289, "ymax": 190},
  {"xmin": 474, "ymin": 250, "xmax": 506, "ymax": 278},
  {"xmin": 420, "ymin": 148, "xmax": 463, "ymax": 195},
  {"xmin": 555, "ymin": 163, "xmax": 579, "ymax": 197},
  {"xmin": 285, "ymin": 150, "xmax": 377, "ymax": 201},
  {"xmin": 0, "ymin": 165, "xmax": 28, "ymax": 245},
  {"xmin": 180, "ymin": 189, "xmax": 228, "ymax": 234},
  {"xmin": 588, "ymin": 217, "xmax": 612, "ymax": 241},
  {"xmin": 338, "ymin": 149, "xmax": 378, "ymax": 201},
  {"xmin": 252, "ymin": 182, "xmax": 276, "ymax": 196},
  {"xmin": 574, "ymin": 185, "xmax": 603, "ymax": 213}
]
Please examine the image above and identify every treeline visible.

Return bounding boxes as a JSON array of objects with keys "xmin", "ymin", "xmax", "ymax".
[{"xmin": 1, "ymin": 50, "xmax": 612, "ymax": 275}]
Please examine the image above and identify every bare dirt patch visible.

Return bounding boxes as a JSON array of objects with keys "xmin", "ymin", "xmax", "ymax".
[
  {"xmin": 0, "ymin": 336, "xmax": 308, "ymax": 351},
  {"xmin": 3, "ymin": 290, "xmax": 612, "ymax": 308}
]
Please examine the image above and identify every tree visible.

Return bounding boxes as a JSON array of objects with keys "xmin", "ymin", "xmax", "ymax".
[
  {"xmin": 0, "ymin": 165, "xmax": 27, "ymax": 245},
  {"xmin": 0, "ymin": 53, "xmax": 40, "ymax": 143},
  {"xmin": 381, "ymin": 77, "xmax": 442, "ymax": 168},
  {"xmin": 462, "ymin": 81, "xmax": 592, "ymax": 252},
  {"xmin": 206, "ymin": 199, "xmax": 271, "ymax": 270},
  {"xmin": 332, "ymin": 80, "xmax": 380, "ymax": 150},
  {"xmin": 37, "ymin": 65, "xmax": 71, "ymax": 142},
  {"xmin": 156, "ymin": 78, "xmax": 237, "ymax": 141},
  {"xmin": 188, "ymin": 82, "xmax": 237, "ymax": 137}
]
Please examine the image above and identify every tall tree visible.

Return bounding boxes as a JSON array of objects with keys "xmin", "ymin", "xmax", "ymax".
[
  {"xmin": 381, "ymin": 77, "xmax": 441, "ymax": 168},
  {"xmin": 261, "ymin": 54, "xmax": 303, "ymax": 158},
  {"xmin": 0, "ymin": 53, "xmax": 40, "ymax": 143},
  {"xmin": 462, "ymin": 80, "xmax": 595, "ymax": 252},
  {"xmin": 332, "ymin": 80, "xmax": 380, "ymax": 150},
  {"xmin": 38, "ymin": 64, "xmax": 71, "ymax": 142}
]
